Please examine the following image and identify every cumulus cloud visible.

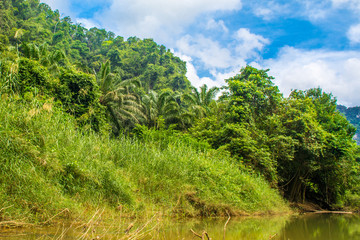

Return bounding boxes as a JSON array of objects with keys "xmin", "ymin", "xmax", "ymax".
[
  {"xmin": 175, "ymin": 28, "xmax": 270, "ymax": 88},
  {"xmin": 174, "ymin": 52, "xmax": 220, "ymax": 88},
  {"xmin": 234, "ymin": 28, "xmax": 270, "ymax": 59},
  {"xmin": 185, "ymin": 59, "xmax": 238, "ymax": 89},
  {"xmin": 176, "ymin": 35, "xmax": 236, "ymax": 69},
  {"xmin": 94, "ymin": 0, "xmax": 242, "ymax": 42},
  {"xmin": 348, "ymin": 23, "xmax": 360, "ymax": 44},
  {"xmin": 176, "ymin": 28, "xmax": 268, "ymax": 70},
  {"xmin": 206, "ymin": 19, "xmax": 229, "ymax": 33},
  {"xmin": 264, "ymin": 47, "xmax": 360, "ymax": 106}
]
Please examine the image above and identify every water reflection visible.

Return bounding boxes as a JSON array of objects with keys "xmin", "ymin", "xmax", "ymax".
[
  {"xmin": 156, "ymin": 216, "xmax": 288, "ymax": 240},
  {"xmin": 1, "ymin": 214, "xmax": 360, "ymax": 239},
  {"xmin": 278, "ymin": 214, "xmax": 360, "ymax": 240}
]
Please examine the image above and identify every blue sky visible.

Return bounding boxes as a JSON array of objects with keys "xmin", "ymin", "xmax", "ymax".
[{"xmin": 41, "ymin": 0, "xmax": 360, "ymax": 106}]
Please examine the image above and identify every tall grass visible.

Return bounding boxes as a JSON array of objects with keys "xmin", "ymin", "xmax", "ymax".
[{"xmin": 0, "ymin": 95, "xmax": 289, "ymax": 222}]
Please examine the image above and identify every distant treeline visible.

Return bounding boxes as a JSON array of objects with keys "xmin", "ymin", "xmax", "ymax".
[{"xmin": 337, "ymin": 105, "xmax": 360, "ymax": 145}]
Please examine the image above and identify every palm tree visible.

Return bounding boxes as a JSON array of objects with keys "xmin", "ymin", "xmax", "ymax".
[
  {"xmin": 22, "ymin": 43, "xmax": 66, "ymax": 74},
  {"xmin": 22, "ymin": 43, "xmax": 40, "ymax": 60},
  {"xmin": 96, "ymin": 60, "xmax": 145, "ymax": 134},
  {"xmin": 142, "ymin": 90, "xmax": 180, "ymax": 128},
  {"xmin": 39, "ymin": 44, "xmax": 66, "ymax": 74},
  {"xmin": 183, "ymin": 84, "xmax": 219, "ymax": 119}
]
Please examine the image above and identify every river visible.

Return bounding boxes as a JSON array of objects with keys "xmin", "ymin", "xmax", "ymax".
[{"xmin": 1, "ymin": 213, "xmax": 359, "ymax": 239}]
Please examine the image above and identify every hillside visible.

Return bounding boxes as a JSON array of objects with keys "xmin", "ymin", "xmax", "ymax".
[
  {"xmin": 337, "ymin": 105, "xmax": 360, "ymax": 145},
  {"xmin": 0, "ymin": 96, "xmax": 290, "ymax": 221}
]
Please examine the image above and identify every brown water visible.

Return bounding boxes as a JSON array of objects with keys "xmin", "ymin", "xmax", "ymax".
[{"xmin": 1, "ymin": 213, "xmax": 359, "ymax": 239}]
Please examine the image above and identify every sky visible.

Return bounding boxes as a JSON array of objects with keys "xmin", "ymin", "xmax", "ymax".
[{"xmin": 41, "ymin": 0, "xmax": 360, "ymax": 106}]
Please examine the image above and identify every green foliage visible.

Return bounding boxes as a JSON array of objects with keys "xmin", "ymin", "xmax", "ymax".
[
  {"xmin": 190, "ymin": 67, "xmax": 360, "ymax": 209},
  {"xmin": 225, "ymin": 66, "xmax": 282, "ymax": 124},
  {"xmin": 133, "ymin": 124, "xmax": 211, "ymax": 152},
  {"xmin": 142, "ymin": 90, "xmax": 180, "ymax": 128},
  {"xmin": 17, "ymin": 57, "xmax": 49, "ymax": 93},
  {"xmin": 0, "ymin": 59, "xmax": 19, "ymax": 94},
  {"xmin": 1, "ymin": 0, "xmax": 190, "ymax": 134},
  {"xmin": 183, "ymin": 84, "xmax": 219, "ymax": 119},
  {"xmin": 57, "ymin": 69, "xmax": 98, "ymax": 116},
  {"xmin": 55, "ymin": 68, "xmax": 106, "ymax": 131},
  {"xmin": 0, "ymin": 96, "xmax": 133, "ymax": 221},
  {"xmin": 0, "ymin": 97, "xmax": 289, "ymax": 221},
  {"xmin": 280, "ymin": 89, "xmax": 359, "ymax": 206},
  {"xmin": 96, "ymin": 60, "xmax": 145, "ymax": 134},
  {"xmin": 189, "ymin": 67, "xmax": 283, "ymax": 183}
]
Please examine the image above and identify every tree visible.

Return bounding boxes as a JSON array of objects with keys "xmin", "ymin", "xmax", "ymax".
[
  {"xmin": 277, "ymin": 89, "xmax": 358, "ymax": 206},
  {"xmin": 183, "ymin": 84, "xmax": 219, "ymax": 119},
  {"xmin": 142, "ymin": 90, "xmax": 180, "ymax": 129},
  {"xmin": 21, "ymin": 43, "xmax": 66, "ymax": 74},
  {"xmin": 225, "ymin": 66, "xmax": 282, "ymax": 125},
  {"xmin": 96, "ymin": 60, "xmax": 145, "ymax": 134}
]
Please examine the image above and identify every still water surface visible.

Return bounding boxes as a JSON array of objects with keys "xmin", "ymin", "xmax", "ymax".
[{"xmin": 1, "ymin": 213, "xmax": 360, "ymax": 239}]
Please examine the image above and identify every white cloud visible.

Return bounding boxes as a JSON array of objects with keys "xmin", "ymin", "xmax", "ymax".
[
  {"xmin": 301, "ymin": 0, "xmax": 330, "ymax": 21},
  {"xmin": 95, "ymin": 0, "xmax": 242, "ymax": 43},
  {"xmin": 332, "ymin": 0, "xmax": 360, "ymax": 10},
  {"xmin": 75, "ymin": 18, "xmax": 100, "ymax": 29},
  {"xmin": 253, "ymin": 1, "xmax": 290, "ymax": 20},
  {"xmin": 348, "ymin": 23, "xmax": 360, "ymax": 44},
  {"xmin": 174, "ymin": 52, "xmax": 220, "ymax": 88},
  {"xmin": 234, "ymin": 28, "xmax": 270, "ymax": 59},
  {"xmin": 175, "ymin": 28, "xmax": 270, "ymax": 89},
  {"xmin": 176, "ymin": 28, "xmax": 268, "ymax": 70},
  {"xmin": 254, "ymin": 8, "xmax": 273, "ymax": 20},
  {"xmin": 176, "ymin": 35, "xmax": 235, "ymax": 69},
  {"xmin": 250, "ymin": 1, "xmax": 331, "ymax": 22},
  {"xmin": 186, "ymin": 61, "xmax": 239, "ymax": 89},
  {"xmin": 264, "ymin": 47, "xmax": 360, "ymax": 106},
  {"xmin": 206, "ymin": 19, "xmax": 229, "ymax": 33}
]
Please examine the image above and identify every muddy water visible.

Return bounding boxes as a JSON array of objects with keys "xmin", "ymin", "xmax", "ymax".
[{"xmin": 1, "ymin": 213, "xmax": 359, "ymax": 239}]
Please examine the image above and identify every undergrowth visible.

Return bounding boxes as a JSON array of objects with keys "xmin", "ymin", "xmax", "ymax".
[{"xmin": 0, "ymin": 95, "xmax": 289, "ymax": 223}]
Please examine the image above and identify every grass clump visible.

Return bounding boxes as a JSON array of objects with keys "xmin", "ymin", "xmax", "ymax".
[{"xmin": 0, "ymin": 95, "xmax": 289, "ymax": 223}]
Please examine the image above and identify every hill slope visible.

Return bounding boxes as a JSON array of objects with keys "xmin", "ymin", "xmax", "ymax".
[{"xmin": 0, "ymin": 96, "xmax": 289, "ymax": 221}]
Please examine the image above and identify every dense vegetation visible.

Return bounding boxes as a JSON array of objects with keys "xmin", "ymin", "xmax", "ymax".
[
  {"xmin": 0, "ymin": 96, "xmax": 289, "ymax": 221},
  {"xmin": 0, "ymin": 0, "xmax": 359, "ymax": 222}
]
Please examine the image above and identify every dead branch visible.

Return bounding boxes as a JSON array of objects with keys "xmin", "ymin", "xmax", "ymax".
[
  {"xmin": 202, "ymin": 230, "xmax": 211, "ymax": 240},
  {"xmin": 223, "ymin": 210, "xmax": 231, "ymax": 240},
  {"xmin": 0, "ymin": 220, "xmax": 33, "ymax": 227},
  {"xmin": 269, "ymin": 233, "xmax": 277, "ymax": 239},
  {"xmin": 41, "ymin": 208, "xmax": 69, "ymax": 225},
  {"xmin": 124, "ymin": 223, "xmax": 134, "ymax": 234},
  {"xmin": 125, "ymin": 213, "xmax": 158, "ymax": 240},
  {"xmin": 190, "ymin": 229, "xmax": 203, "ymax": 239},
  {"xmin": 0, "ymin": 205, "xmax": 14, "ymax": 213}
]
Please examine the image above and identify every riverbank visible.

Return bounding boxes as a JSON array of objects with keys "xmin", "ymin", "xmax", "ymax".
[
  {"xmin": 2, "ymin": 212, "xmax": 360, "ymax": 240},
  {"xmin": 0, "ymin": 96, "xmax": 290, "ymax": 224}
]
